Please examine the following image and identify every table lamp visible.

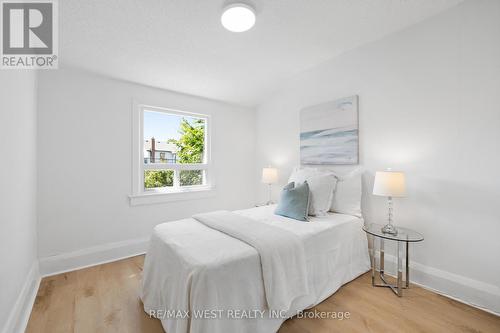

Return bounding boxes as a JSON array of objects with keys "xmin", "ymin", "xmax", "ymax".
[
  {"xmin": 373, "ymin": 170, "xmax": 406, "ymax": 235},
  {"xmin": 261, "ymin": 167, "xmax": 278, "ymax": 205}
]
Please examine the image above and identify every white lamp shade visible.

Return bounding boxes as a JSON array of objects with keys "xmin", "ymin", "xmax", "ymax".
[
  {"xmin": 373, "ymin": 171, "xmax": 406, "ymax": 197},
  {"xmin": 261, "ymin": 167, "xmax": 278, "ymax": 184}
]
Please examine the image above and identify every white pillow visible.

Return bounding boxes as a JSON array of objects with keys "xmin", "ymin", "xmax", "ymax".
[
  {"xmin": 288, "ymin": 167, "xmax": 320, "ymax": 183},
  {"xmin": 289, "ymin": 168, "xmax": 337, "ymax": 216},
  {"xmin": 330, "ymin": 170, "xmax": 362, "ymax": 217}
]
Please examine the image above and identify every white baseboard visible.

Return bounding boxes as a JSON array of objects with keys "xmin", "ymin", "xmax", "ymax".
[
  {"xmin": 39, "ymin": 237, "xmax": 150, "ymax": 277},
  {"xmin": 377, "ymin": 252, "xmax": 500, "ymax": 316},
  {"xmin": 2, "ymin": 261, "xmax": 41, "ymax": 333}
]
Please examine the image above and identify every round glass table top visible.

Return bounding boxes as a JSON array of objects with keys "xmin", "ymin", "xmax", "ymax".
[{"xmin": 363, "ymin": 223, "xmax": 424, "ymax": 242}]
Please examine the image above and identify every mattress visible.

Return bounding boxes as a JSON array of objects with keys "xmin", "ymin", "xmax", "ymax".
[{"xmin": 141, "ymin": 205, "xmax": 370, "ymax": 333}]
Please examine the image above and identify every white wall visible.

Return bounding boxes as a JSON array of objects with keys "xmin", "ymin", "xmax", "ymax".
[
  {"xmin": 0, "ymin": 71, "xmax": 39, "ymax": 332},
  {"xmin": 255, "ymin": 0, "xmax": 500, "ymax": 313},
  {"xmin": 37, "ymin": 69, "xmax": 256, "ymax": 273}
]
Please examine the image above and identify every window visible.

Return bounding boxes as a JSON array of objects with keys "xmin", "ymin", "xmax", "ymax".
[{"xmin": 131, "ymin": 103, "xmax": 213, "ymax": 205}]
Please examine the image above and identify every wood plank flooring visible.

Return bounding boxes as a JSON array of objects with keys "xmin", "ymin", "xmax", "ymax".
[{"xmin": 26, "ymin": 255, "xmax": 500, "ymax": 333}]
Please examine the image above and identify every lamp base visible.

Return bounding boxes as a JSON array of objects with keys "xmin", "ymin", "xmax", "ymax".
[{"xmin": 381, "ymin": 223, "xmax": 398, "ymax": 235}]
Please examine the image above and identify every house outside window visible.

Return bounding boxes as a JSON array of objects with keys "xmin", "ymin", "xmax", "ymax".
[{"xmin": 144, "ymin": 139, "xmax": 177, "ymax": 164}]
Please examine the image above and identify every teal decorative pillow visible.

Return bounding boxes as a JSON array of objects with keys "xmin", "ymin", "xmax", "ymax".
[{"xmin": 274, "ymin": 181, "xmax": 310, "ymax": 222}]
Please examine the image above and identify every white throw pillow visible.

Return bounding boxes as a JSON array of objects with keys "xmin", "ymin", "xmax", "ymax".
[
  {"xmin": 288, "ymin": 167, "xmax": 319, "ymax": 183},
  {"xmin": 289, "ymin": 168, "xmax": 337, "ymax": 216},
  {"xmin": 330, "ymin": 170, "xmax": 362, "ymax": 217}
]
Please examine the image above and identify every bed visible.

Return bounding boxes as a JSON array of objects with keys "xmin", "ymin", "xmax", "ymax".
[{"xmin": 141, "ymin": 204, "xmax": 370, "ymax": 333}]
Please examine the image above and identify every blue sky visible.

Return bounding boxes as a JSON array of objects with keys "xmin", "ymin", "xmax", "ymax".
[{"xmin": 144, "ymin": 111, "xmax": 200, "ymax": 141}]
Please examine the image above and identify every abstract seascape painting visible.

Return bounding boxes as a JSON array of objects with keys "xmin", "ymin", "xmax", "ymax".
[{"xmin": 300, "ymin": 96, "xmax": 359, "ymax": 165}]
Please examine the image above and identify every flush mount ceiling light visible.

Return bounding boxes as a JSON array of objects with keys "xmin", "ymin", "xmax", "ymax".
[{"xmin": 221, "ymin": 3, "xmax": 256, "ymax": 32}]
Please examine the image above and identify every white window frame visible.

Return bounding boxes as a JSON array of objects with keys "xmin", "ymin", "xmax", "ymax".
[{"xmin": 130, "ymin": 102, "xmax": 215, "ymax": 206}]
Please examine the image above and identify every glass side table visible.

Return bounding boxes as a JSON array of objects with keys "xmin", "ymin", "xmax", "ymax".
[{"xmin": 363, "ymin": 223, "xmax": 423, "ymax": 297}]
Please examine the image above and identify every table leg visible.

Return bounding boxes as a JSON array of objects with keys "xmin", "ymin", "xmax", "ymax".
[
  {"xmin": 371, "ymin": 235, "xmax": 376, "ymax": 286},
  {"xmin": 397, "ymin": 241, "xmax": 403, "ymax": 296},
  {"xmin": 380, "ymin": 237, "xmax": 385, "ymax": 277},
  {"xmin": 406, "ymin": 241, "xmax": 409, "ymax": 288},
  {"xmin": 368, "ymin": 236, "xmax": 412, "ymax": 297}
]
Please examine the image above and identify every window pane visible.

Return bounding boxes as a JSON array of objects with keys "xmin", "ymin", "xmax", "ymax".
[
  {"xmin": 144, "ymin": 170, "xmax": 173, "ymax": 189},
  {"xmin": 180, "ymin": 170, "xmax": 204, "ymax": 186},
  {"xmin": 143, "ymin": 110, "xmax": 205, "ymax": 165}
]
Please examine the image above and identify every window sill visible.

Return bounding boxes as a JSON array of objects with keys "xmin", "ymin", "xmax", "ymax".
[{"xmin": 129, "ymin": 186, "xmax": 216, "ymax": 206}]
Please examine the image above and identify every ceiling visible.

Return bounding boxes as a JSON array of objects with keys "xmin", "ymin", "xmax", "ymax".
[{"xmin": 60, "ymin": 0, "xmax": 463, "ymax": 107}]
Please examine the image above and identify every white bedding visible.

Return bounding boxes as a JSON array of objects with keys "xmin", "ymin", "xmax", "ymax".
[
  {"xmin": 141, "ymin": 205, "xmax": 370, "ymax": 333},
  {"xmin": 193, "ymin": 210, "xmax": 309, "ymax": 312}
]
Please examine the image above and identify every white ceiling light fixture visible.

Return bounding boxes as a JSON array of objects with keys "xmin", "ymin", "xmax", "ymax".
[{"xmin": 221, "ymin": 3, "xmax": 256, "ymax": 32}]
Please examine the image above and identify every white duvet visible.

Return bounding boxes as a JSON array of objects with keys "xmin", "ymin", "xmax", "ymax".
[
  {"xmin": 193, "ymin": 210, "xmax": 309, "ymax": 313},
  {"xmin": 141, "ymin": 205, "xmax": 370, "ymax": 333}
]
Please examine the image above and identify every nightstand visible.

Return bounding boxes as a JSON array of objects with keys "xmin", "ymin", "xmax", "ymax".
[{"xmin": 363, "ymin": 223, "xmax": 423, "ymax": 297}]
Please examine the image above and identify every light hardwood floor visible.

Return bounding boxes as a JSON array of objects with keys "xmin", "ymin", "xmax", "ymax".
[{"xmin": 26, "ymin": 255, "xmax": 500, "ymax": 333}]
